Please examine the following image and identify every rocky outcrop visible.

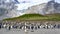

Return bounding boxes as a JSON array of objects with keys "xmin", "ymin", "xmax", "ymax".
[
  {"xmin": 25, "ymin": 0, "xmax": 60, "ymax": 15},
  {"xmin": 0, "ymin": 0, "xmax": 23, "ymax": 20},
  {"xmin": 25, "ymin": 3, "xmax": 46, "ymax": 15}
]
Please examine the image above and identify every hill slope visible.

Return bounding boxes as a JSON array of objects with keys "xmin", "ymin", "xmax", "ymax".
[
  {"xmin": 3, "ymin": 14, "xmax": 60, "ymax": 21},
  {"xmin": 25, "ymin": 0, "xmax": 60, "ymax": 15}
]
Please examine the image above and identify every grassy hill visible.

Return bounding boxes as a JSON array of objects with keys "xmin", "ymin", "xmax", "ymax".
[{"xmin": 3, "ymin": 14, "xmax": 60, "ymax": 21}]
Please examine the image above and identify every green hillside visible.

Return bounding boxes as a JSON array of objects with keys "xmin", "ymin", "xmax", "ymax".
[{"xmin": 3, "ymin": 14, "xmax": 60, "ymax": 21}]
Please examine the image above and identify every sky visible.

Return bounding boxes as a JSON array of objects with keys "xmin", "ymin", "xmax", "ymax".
[{"xmin": 8, "ymin": 0, "xmax": 60, "ymax": 10}]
